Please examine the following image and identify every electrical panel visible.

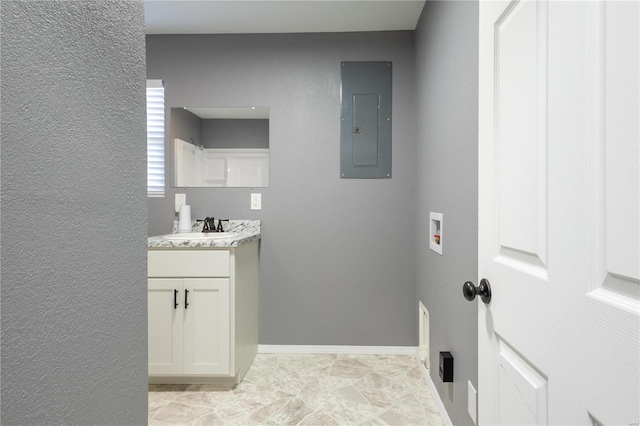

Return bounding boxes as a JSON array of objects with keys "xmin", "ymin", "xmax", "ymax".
[{"xmin": 340, "ymin": 61, "xmax": 392, "ymax": 179}]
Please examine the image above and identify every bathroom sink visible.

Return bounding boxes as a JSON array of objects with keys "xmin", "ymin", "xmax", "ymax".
[{"xmin": 161, "ymin": 232, "xmax": 239, "ymax": 240}]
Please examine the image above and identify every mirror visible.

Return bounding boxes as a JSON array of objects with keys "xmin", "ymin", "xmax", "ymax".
[{"xmin": 171, "ymin": 107, "xmax": 269, "ymax": 187}]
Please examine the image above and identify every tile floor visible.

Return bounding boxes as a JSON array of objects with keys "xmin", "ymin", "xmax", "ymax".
[{"xmin": 149, "ymin": 353, "xmax": 444, "ymax": 425}]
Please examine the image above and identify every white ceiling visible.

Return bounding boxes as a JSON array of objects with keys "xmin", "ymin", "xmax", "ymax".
[
  {"xmin": 145, "ymin": 0, "xmax": 426, "ymax": 35},
  {"xmin": 185, "ymin": 107, "xmax": 270, "ymax": 119}
]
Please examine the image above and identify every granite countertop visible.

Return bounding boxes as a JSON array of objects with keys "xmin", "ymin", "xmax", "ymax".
[{"xmin": 148, "ymin": 220, "xmax": 261, "ymax": 249}]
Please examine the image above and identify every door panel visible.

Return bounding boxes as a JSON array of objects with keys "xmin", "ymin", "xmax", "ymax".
[
  {"xmin": 183, "ymin": 278, "xmax": 230, "ymax": 375},
  {"xmin": 497, "ymin": 340, "xmax": 547, "ymax": 426},
  {"xmin": 600, "ymin": 1, "xmax": 640, "ymax": 299},
  {"xmin": 148, "ymin": 279, "xmax": 183, "ymax": 375},
  {"xmin": 496, "ymin": 0, "xmax": 548, "ymax": 271},
  {"xmin": 479, "ymin": 1, "xmax": 639, "ymax": 424}
]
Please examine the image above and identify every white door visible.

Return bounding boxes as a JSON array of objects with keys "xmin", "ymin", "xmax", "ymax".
[
  {"xmin": 148, "ymin": 279, "xmax": 183, "ymax": 375},
  {"xmin": 478, "ymin": 1, "xmax": 639, "ymax": 425},
  {"xmin": 183, "ymin": 278, "xmax": 230, "ymax": 375}
]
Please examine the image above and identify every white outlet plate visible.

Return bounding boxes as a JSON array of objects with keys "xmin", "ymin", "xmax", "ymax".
[
  {"xmin": 175, "ymin": 194, "xmax": 186, "ymax": 213},
  {"xmin": 251, "ymin": 193, "xmax": 262, "ymax": 210},
  {"xmin": 468, "ymin": 380, "xmax": 477, "ymax": 425}
]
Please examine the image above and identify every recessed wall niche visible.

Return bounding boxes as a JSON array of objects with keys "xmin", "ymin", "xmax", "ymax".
[{"xmin": 430, "ymin": 212, "xmax": 443, "ymax": 255}]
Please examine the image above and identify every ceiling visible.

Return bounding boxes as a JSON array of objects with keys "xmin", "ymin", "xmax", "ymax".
[
  {"xmin": 145, "ymin": 0, "xmax": 426, "ymax": 35},
  {"xmin": 184, "ymin": 107, "xmax": 270, "ymax": 119}
]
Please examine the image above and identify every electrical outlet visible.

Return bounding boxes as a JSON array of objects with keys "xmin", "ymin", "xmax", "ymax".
[
  {"xmin": 468, "ymin": 380, "xmax": 477, "ymax": 425},
  {"xmin": 175, "ymin": 194, "xmax": 186, "ymax": 213},
  {"xmin": 250, "ymin": 193, "xmax": 262, "ymax": 210}
]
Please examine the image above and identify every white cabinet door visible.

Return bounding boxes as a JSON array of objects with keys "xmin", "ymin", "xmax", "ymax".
[
  {"xmin": 478, "ymin": 1, "xmax": 639, "ymax": 424},
  {"xmin": 148, "ymin": 279, "xmax": 183, "ymax": 375},
  {"xmin": 183, "ymin": 278, "xmax": 230, "ymax": 375}
]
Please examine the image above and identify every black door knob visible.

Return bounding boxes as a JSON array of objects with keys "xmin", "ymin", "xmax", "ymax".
[{"xmin": 463, "ymin": 279, "xmax": 492, "ymax": 304}]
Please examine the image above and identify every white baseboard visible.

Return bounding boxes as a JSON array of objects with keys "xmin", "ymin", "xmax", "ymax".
[
  {"xmin": 258, "ymin": 345, "xmax": 417, "ymax": 355},
  {"xmin": 416, "ymin": 351, "xmax": 453, "ymax": 426}
]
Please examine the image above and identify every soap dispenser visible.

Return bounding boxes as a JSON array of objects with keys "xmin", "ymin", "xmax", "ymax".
[{"xmin": 178, "ymin": 205, "xmax": 192, "ymax": 233}]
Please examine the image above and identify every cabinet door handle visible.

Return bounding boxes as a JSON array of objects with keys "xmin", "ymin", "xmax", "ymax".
[
  {"xmin": 184, "ymin": 289, "xmax": 189, "ymax": 309},
  {"xmin": 174, "ymin": 289, "xmax": 179, "ymax": 309}
]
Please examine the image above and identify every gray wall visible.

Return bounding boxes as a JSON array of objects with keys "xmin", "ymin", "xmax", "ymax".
[
  {"xmin": 414, "ymin": 2, "xmax": 479, "ymax": 425},
  {"xmin": 147, "ymin": 32, "xmax": 417, "ymax": 346},
  {"xmin": 170, "ymin": 110, "xmax": 268, "ymax": 153},
  {"xmin": 1, "ymin": 2, "xmax": 148, "ymax": 424},
  {"xmin": 171, "ymin": 107, "xmax": 202, "ymax": 149},
  {"xmin": 202, "ymin": 119, "xmax": 269, "ymax": 149}
]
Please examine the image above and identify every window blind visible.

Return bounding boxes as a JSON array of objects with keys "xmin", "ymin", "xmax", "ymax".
[{"xmin": 147, "ymin": 80, "xmax": 165, "ymax": 197}]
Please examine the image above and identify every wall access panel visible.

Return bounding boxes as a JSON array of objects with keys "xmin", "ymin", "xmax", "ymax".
[{"xmin": 340, "ymin": 62, "xmax": 392, "ymax": 179}]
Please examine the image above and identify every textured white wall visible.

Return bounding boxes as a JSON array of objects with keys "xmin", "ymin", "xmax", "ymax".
[{"xmin": 1, "ymin": 2, "xmax": 148, "ymax": 424}]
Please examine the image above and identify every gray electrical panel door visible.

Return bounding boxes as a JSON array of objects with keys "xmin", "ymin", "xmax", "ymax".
[{"xmin": 340, "ymin": 61, "xmax": 392, "ymax": 179}]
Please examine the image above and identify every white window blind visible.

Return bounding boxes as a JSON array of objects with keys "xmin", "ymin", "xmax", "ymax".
[{"xmin": 147, "ymin": 80, "xmax": 165, "ymax": 197}]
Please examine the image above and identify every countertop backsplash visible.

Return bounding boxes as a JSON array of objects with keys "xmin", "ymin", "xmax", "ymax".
[
  {"xmin": 148, "ymin": 220, "xmax": 261, "ymax": 248},
  {"xmin": 170, "ymin": 219, "xmax": 261, "ymax": 235}
]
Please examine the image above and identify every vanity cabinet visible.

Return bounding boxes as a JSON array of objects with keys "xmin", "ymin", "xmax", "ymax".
[
  {"xmin": 148, "ymin": 278, "xmax": 230, "ymax": 375},
  {"xmin": 147, "ymin": 241, "xmax": 258, "ymax": 384}
]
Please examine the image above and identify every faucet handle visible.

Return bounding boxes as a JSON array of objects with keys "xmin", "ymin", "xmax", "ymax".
[
  {"xmin": 200, "ymin": 217, "xmax": 213, "ymax": 231},
  {"xmin": 216, "ymin": 219, "xmax": 229, "ymax": 233}
]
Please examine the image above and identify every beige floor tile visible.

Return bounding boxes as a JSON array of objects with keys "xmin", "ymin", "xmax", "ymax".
[
  {"xmin": 172, "ymin": 391, "xmax": 235, "ymax": 409},
  {"xmin": 357, "ymin": 415, "xmax": 390, "ymax": 426},
  {"xmin": 335, "ymin": 385, "xmax": 370, "ymax": 406},
  {"xmin": 248, "ymin": 397, "xmax": 290, "ymax": 423},
  {"xmin": 268, "ymin": 397, "xmax": 315, "ymax": 425},
  {"xmin": 148, "ymin": 353, "xmax": 444, "ymax": 426},
  {"xmin": 298, "ymin": 409, "xmax": 339, "ymax": 425},
  {"xmin": 152, "ymin": 401, "xmax": 215, "ymax": 425},
  {"xmin": 354, "ymin": 372, "xmax": 392, "ymax": 390},
  {"xmin": 329, "ymin": 363, "xmax": 371, "ymax": 379},
  {"xmin": 358, "ymin": 387, "xmax": 407, "ymax": 409},
  {"xmin": 215, "ymin": 391, "xmax": 278, "ymax": 422},
  {"xmin": 191, "ymin": 412, "xmax": 226, "ymax": 426},
  {"xmin": 328, "ymin": 401, "xmax": 382, "ymax": 425}
]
